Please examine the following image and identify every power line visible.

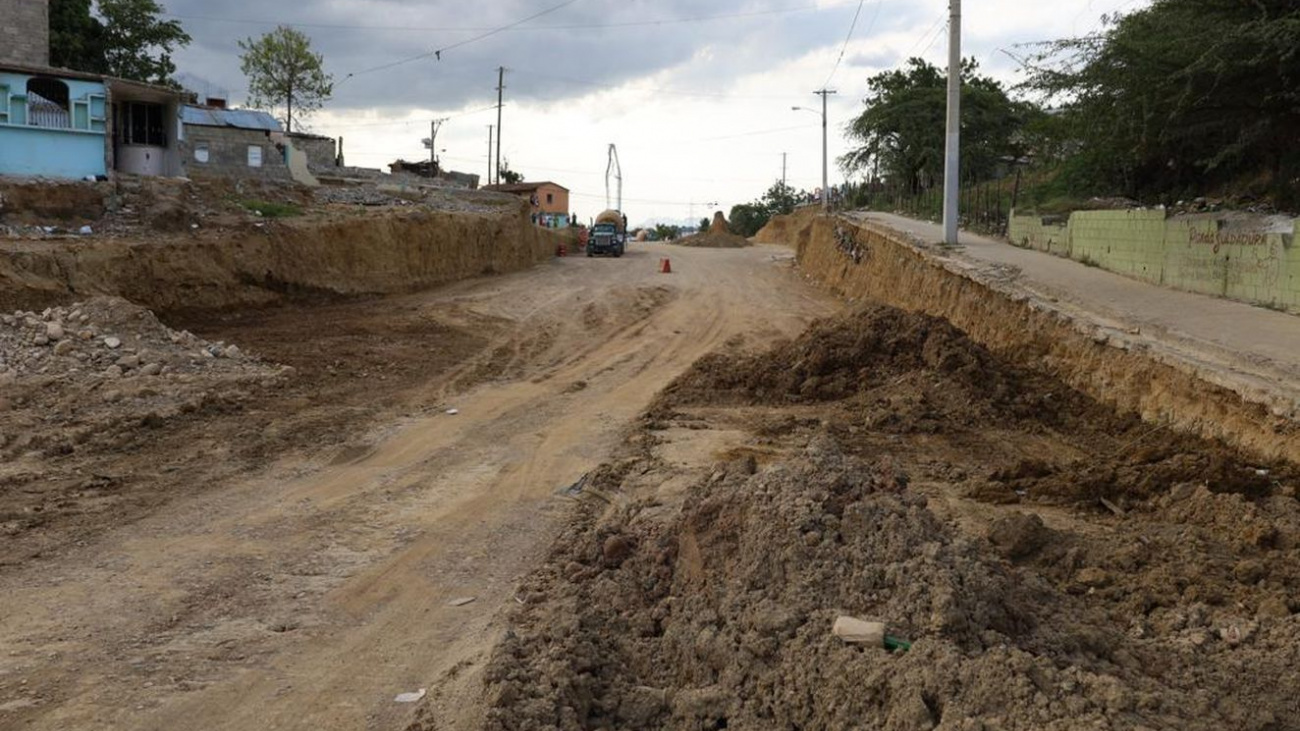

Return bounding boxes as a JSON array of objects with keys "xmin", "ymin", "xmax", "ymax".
[
  {"xmin": 341, "ymin": 0, "xmax": 583, "ymax": 81},
  {"xmin": 164, "ymin": 2, "xmax": 860, "ymax": 33},
  {"xmin": 321, "ymin": 104, "xmax": 499, "ymax": 130},
  {"xmin": 903, "ymin": 14, "xmax": 949, "ymax": 59},
  {"xmin": 821, "ymin": 0, "xmax": 877, "ymax": 89},
  {"xmin": 516, "ymin": 70, "xmax": 800, "ymax": 101}
]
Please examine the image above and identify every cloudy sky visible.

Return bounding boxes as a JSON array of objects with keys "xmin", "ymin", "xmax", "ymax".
[{"xmin": 164, "ymin": 0, "xmax": 1147, "ymax": 225}]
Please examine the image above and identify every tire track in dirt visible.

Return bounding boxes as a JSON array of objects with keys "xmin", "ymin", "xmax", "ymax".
[{"xmin": 0, "ymin": 243, "xmax": 836, "ymax": 731}]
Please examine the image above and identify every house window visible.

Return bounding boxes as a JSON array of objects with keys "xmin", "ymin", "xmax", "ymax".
[
  {"xmin": 247, "ymin": 145, "xmax": 263, "ymax": 167},
  {"xmin": 26, "ymin": 78, "xmax": 71, "ymax": 129},
  {"xmin": 118, "ymin": 101, "xmax": 167, "ymax": 146},
  {"xmin": 193, "ymin": 143, "xmax": 210, "ymax": 163},
  {"xmin": 546, "ymin": 192, "xmax": 554, "ymax": 205}
]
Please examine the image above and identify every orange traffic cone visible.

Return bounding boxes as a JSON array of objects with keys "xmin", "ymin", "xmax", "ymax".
[{"xmin": 659, "ymin": 257, "xmax": 672, "ymax": 274}]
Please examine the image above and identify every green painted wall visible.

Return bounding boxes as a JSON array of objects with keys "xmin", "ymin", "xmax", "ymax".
[{"xmin": 1009, "ymin": 209, "xmax": 1300, "ymax": 312}]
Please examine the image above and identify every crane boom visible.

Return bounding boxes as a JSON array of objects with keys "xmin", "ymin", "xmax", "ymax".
[{"xmin": 606, "ymin": 144, "xmax": 622, "ymax": 212}]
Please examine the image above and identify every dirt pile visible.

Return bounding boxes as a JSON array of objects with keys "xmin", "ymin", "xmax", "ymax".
[
  {"xmin": 673, "ymin": 231, "xmax": 751, "ymax": 249},
  {"xmin": 0, "ymin": 296, "xmax": 284, "ymax": 558},
  {"xmin": 485, "ymin": 439, "xmax": 1300, "ymax": 731},
  {"xmin": 480, "ymin": 304, "xmax": 1300, "ymax": 730},
  {"xmin": 708, "ymin": 211, "xmax": 729, "ymax": 235}
]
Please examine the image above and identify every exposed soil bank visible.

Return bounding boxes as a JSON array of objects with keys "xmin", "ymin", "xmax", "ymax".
[
  {"xmin": 0, "ymin": 200, "xmax": 562, "ymax": 313},
  {"xmin": 779, "ymin": 211, "xmax": 1300, "ymax": 464}
]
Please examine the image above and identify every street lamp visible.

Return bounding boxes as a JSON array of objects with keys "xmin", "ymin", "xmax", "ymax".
[{"xmin": 793, "ymin": 91, "xmax": 835, "ymax": 210}]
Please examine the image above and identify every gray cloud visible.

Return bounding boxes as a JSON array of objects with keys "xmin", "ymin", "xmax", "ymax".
[{"xmin": 163, "ymin": 0, "xmax": 929, "ymax": 113}]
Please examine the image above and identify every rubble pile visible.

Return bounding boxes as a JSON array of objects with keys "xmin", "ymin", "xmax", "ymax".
[{"xmin": 0, "ymin": 296, "xmax": 273, "ymax": 383}]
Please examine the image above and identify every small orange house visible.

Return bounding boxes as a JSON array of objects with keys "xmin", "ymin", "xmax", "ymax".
[{"xmin": 483, "ymin": 181, "xmax": 570, "ymax": 227}]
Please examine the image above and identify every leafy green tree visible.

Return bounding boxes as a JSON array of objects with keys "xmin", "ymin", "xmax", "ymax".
[
  {"xmin": 497, "ymin": 158, "xmax": 524, "ymax": 184},
  {"xmin": 238, "ymin": 26, "xmax": 333, "ymax": 133},
  {"xmin": 652, "ymin": 223, "xmax": 680, "ymax": 241},
  {"xmin": 47, "ymin": 0, "xmax": 188, "ymax": 84},
  {"xmin": 841, "ymin": 58, "xmax": 1031, "ymax": 193},
  {"xmin": 699, "ymin": 217, "xmax": 711, "ymax": 232},
  {"xmin": 1021, "ymin": 0, "xmax": 1300, "ymax": 205},
  {"xmin": 100, "ymin": 0, "xmax": 190, "ymax": 83},
  {"xmin": 728, "ymin": 202, "xmax": 768, "ymax": 238},
  {"xmin": 761, "ymin": 180, "xmax": 799, "ymax": 216},
  {"xmin": 49, "ymin": 0, "xmax": 105, "ymax": 73}
]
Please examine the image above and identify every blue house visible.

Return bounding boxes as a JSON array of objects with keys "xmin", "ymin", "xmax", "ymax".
[{"xmin": 0, "ymin": 62, "xmax": 185, "ymax": 180}]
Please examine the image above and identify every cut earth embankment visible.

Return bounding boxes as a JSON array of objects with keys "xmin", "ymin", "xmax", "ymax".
[{"xmin": 0, "ymin": 199, "xmax": 564, "ymax": 313}]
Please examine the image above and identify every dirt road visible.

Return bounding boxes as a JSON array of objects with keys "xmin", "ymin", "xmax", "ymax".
[{"xmin": 0, "ymin": 242, "xmax": 837, "ymax": 730}]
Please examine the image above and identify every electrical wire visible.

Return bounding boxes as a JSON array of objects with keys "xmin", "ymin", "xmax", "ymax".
[
  {"xmin": 821, "ymin": 0, "xmax": 878, "ymax": 89},
  {"xmin": 341, "ymin": 0, "xmax": 583, "ymax": 81},
  {"xmin": 322, "ymin": 104, "xmax": 499, "ymax": 130},
  {"xmin": 165, "ymin": 2, "xmax": 860, "ymax": 33},
  {"xmin": 516, "ymin": 70, "xmax": 800, "ymax": 101}
]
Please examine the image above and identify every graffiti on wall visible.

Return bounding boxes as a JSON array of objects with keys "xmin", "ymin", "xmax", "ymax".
[{"xmin": 1188, "ymin": 228, "xmax": 1269, "ymax": 253}]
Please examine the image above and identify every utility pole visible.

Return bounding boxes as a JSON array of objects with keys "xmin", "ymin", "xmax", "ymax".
[
  {"xmin": 495, "ymin": 66, "xmax": 506, "ymax": 186},
  {"xmin": 782, "ymin": 152, "xmax": 787, "ymax": 187},
  {"xmin": 487, "ymin": 124, "xmax": 494, "ymax": 186},
  {"xmin": 814, "ymin": 89, "xmax": 837, "ymax": 210},
  {"xmin": 425, "ymin": 117, "xmax": 447, "ymax": 169},
  {"xmin": 942, "ymin": 0, "xmax": 962, "ymax": 245}
]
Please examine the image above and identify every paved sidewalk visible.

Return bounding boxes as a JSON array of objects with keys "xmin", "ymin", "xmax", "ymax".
[{"xmin": 852, "ymin": 211, "xmax": 1300, "ymax": 413}]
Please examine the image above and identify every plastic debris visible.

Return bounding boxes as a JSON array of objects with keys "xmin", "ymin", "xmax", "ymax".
[{"xmin": 394, "ymin": 688, "xmax": 426, "ymax": 703}]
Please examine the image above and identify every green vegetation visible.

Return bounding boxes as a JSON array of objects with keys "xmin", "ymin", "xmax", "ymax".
[
  {"xmin": 497, "ymin": 158, "xmax": 524, "ymax": 185},
  {"xmin": 1022, "ymin": 0, "xmax": 1300, "ymax": 208},
  {"xmin": 238, "ymin": 26, "xmax": 333, "ymax": 133},
  {"xmin": 728, "ymin": 181, "xmax": 801, "ymax": 238},
  {"xmin": 240, "ymin": 200, "xmax": 302, "ymax": 218},
  {"xmin": 49, "ymin": 0, "xmax": 191, "ymax": 85},
  {"xmin": 840, "ymin": 58, "xmax": 1034, "ymax": 194},
  {"xmin": 839, "ymin": 0, "xmax": 1300, "ymax": 217}
]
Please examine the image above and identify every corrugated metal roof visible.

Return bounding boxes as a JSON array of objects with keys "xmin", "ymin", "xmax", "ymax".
[{"xmin": 181, "ymin": 105, "xmax": 283, "ymax": 132}]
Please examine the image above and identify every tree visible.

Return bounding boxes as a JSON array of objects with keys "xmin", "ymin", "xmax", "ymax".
[
  {"xmin": 49, "ymin": 0, "xmax": 105, "ymax": 73},
  {"xmin": 699, "ymin": 217, "xmax": 711, "ymax": 232},
  {"xmin": 238, "ymin": 26, "xmax": 333, "ymax": 133},
  {"xmin": 728, "ymin": 203, "xmax": 768, "ymax": 238},
  {"xmin": 1021, "ymin": 0, "xmax": 1300, "ymax": 205},
  {"xmin": 48, "ymin": 0, "xmax": 189, "ymax": 84},
  {"xmin": 652, "ymin": 223, "xmax": 680, "ymax": 241},
  {"xmin": 497, "ymin": 158, "xmax": 524, "ymax": 184},
  {"xmin": 841, "ymin": 58, "xmax": 1031, "ymax": 193}
]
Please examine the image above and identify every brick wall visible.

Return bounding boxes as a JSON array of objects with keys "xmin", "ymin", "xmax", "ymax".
[
  {"xmin": 0, "ymin": 0, "xmax": 50, "ymax": 67},
  {"xmin": 181, "ymin": 125, "xmax": 292, "ymax": 182},
  {"xmin": 1009, "ymin": 209, "xmax": 1300, "ymax": 312}
]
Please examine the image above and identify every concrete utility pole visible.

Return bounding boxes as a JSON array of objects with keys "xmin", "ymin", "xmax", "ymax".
[
  {"xmin": 782, "ymin": 152, "xmax": 787, "ymax": 187},
  {"xmin": 942, "ymin": 0, "xmax": 962, "ymax": 245},
  {"xmin": 814, "ymin": 89, "xmax": 837, "ymax": 210},
  {"xmin": 487, "ymin": 124, "xmax": 494, "ymax": 185},
  {"xmin": 495, "ymin": 67, "xmax": 506, "ymax": 186}
]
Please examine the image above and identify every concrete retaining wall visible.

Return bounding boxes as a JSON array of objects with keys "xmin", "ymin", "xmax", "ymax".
[{"xmin": 1009, "ymin": 209, "xmax": 1300, "ymax": 312}]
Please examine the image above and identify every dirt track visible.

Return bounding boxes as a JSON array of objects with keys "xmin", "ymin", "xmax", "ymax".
[{"xmin": 0, "ymin": 242, "xmax": 836, "ymax": 729}]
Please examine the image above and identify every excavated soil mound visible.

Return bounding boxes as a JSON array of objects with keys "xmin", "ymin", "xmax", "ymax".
[
  {"xmin": 708, "ymin": 211, "xmax": 730, "ymax": 235},
  {"xmin": 479, "ymin": 304, "xmax": 1300, "ymax": 730},
  {"xmin": 673, "ymin": 231, "xmax": 752, "ymax": 249},
  {"xmin": 485, "ymin": 441, "xmax": 1300, "ymax": 730}
]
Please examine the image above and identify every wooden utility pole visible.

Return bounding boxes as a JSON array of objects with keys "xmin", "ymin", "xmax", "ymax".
[{"xmin": 495, "ymin": 67, "xmax": 506, "ymax": 186}]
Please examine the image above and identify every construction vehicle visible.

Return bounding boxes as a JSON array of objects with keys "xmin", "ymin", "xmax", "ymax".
[{"xmin": 588, "ymin": 209, "xmax": 626, "ymax": 257}]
